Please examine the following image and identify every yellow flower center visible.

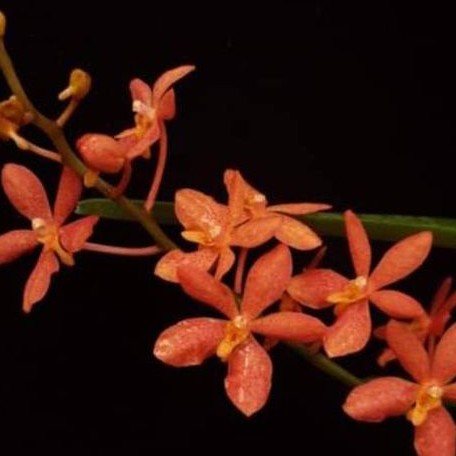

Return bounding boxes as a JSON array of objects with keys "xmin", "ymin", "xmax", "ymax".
[
  {"xmin": 216, "ymin": 315, "xmax": 250, "ymax": 361},
  {"xmin": 327, "ymin": 276, "xmax": 368, "ymax": 315},
  {"xmin": 407, "ymin": 383, "xmax": 443, "ymax": 426},
  {"xmin": 32, "ymin": 218, "xmax": 74, "ymax": 266}
]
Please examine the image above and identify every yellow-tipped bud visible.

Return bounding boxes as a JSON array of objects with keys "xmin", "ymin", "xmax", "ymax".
[
  {"xmin": 0, "ymin": 11, "xmax": 6, "ymax": 38},
  {"xmin": 0, "ymin": 96, "xmax": 30, "ymax": 141},
  {"xmin": 58, "ymin": 68, "xmax": 92, "ymax": 101},
  {"xmin": 0, "ymin": 96, "xmax": 28, "ymax": 125}
]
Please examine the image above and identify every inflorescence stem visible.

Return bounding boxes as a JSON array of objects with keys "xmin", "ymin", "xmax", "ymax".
[
  {"xmin": 0, "ymin": 38, "xmax": 176, "ymax": 251},
  {"xmin": 0, "ymin": 27, "xmax": 364, "ymax": 391}
]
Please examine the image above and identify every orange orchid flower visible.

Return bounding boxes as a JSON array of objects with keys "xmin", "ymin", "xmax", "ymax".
[
  {"xmin": 287, "ymin": 210, "xmax": 432, "ymax": 357},
  {"xmin": 344, "ymin": 320, "xmax": 456, "ymax": 456},
  {"xmin": 376, "ymin": 277, "xmax": 456, "ymax": 366},
  {"xmin": 153, "ymin": 244, "xmax": 326, "ymax": 416},
  {"xmin": 224, "ymin": 169, "xmax": 331, "ymax": 250},
  {"xmin": 77, "ymin": 65, "xmax": 194, "ymax": 198},
  {"xmin": 115, "ymin": 65, "xmax": 194, "ymax": 160},
  {"xmin": 0, "ymin": 164, "xmax": 98, "ymax": 312},
  {"xmin": 155, "ymin": 189, "xmax": 234, "ymax": 282}
]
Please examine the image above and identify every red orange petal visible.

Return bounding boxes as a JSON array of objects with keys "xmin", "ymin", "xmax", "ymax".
[
  {"xmin": 431, "ymin": 323, "xmax": 456, "ymax": 384},
  {"xmin": 287, "ymin": 269, "xmax": 348, "ymax": 309},
  {"xmin": 225, "ymin": 337, "xmax": 272, "ymax": 416},
  {"xmin": 344, "ymin": 210, "xmax": 371, "ymax": 277},
  {"xmin": 23, "ymin": 250, "xmax": 59, "ymax": 313},
  {"xmin": 214, "ymin": 247, "xmax": 235, "ymax": 280},
  {"xmin": 369, "ymin": 231, "xmax": 432, "ymax": 290},
  {"xmin": 275, "ymin": 215, "xmax": 322, "ymax": 250},
  {"xmin": 370, "ymin": 290, "xmax": 425, "ymax": 319},
  {"xmin": 430, "ymin": 277, "xmax": 453, "ymax": 316},
  {"xmin": 1, "ymin": 163, "xmax": 52, "ymax": 220},
  {"xmin": 242, "ymin": 244, "xmax": 292, "ymax": 320},
  {"xmin": 324, "ymin": 299, "xmax": 371, "ymax": 357},
  {"xmin": 268, "ymin": 203, "xmax": 331, "ymax": 215},
  {"xmin": 230, "ymin": 216, "xmax": 280, "ymax": 248},
  {"xmin": 178, "ymin": 264, "xmax": 238, "ymax": 319},
  {"xmin": 250, "ymin": 311, "xmax": 326, "ymax": 342},
  {"xmin": 443, "ymin": 383, "xmax": 456, "ymax": 402},
  {"xmin": 414, "ymin": 407, "xmax": 455, "ymax": 456},
  {"xmin": 175, "ymin": 189, "xmax": 227, "ymax": 233},
  {"xmin": 152, "ymin": 65, "xmax": 195, "ymax": 104},
  {"xmin": 154, "ymin": 248, "xmax": 218, "ymax": 283},
  {"xmin": 125, "ymin": 121, "xmax": 161, "ymax": 160},
  {"xmin": 0, "ymin": 230, "xmax": 37, "ymax": 264},
  {"xmin": 158, "ymin": 89, "xmax": 176, "ymax": 120},
  {"xmin": 59, "ymin": 216, "xmax": 99, "ymax": 253},
  {"xmin": 129, "ymin": 78, "xmax": 152, "ymax": 106},
  {"xmin": 153, "ymin": 317, "xmax": 226, "ymax": 367},
  {"xmin": 224, "ymin": 169, "xmax": 247, "ymax": 224},
  {"xmin": 343, "ymin": 377, "xmax": 418, "ymax": 422},
  {"xmin": 53, "ymin": 167, "xmax": 83, "ymax": 226},
  {"xmin": 386, "ymin": 320, "xmax": 430, "ymax": 382}
]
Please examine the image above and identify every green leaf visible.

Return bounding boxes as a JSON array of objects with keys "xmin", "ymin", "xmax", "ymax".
[
  {"xmin": 76, "ymin": 199, "xmax": 456, "ymax": 249},
  {"xmin": 76, "ymin": 199, "xmax": 177, "ymax": 224},
  {"xmin": 302, "ymin": 213, "xmax": 456, "ymax": 249}
]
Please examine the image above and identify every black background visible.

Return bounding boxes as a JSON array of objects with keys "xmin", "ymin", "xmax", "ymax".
[{"xmin": 1, "ymin": 2, "xmax": 456, "ymax": 454}]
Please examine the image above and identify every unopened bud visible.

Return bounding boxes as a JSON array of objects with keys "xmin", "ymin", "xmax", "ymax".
[
  {"xmin": 76, "ymin": 133, "xmax": 126, "ymax": 174},
  {"xmin": 58, "ymin": 69, "xmax": 92, "ymax": 101},
  {"xmin": 0, "ymin": 11, "xmax": 6, "ymax": 38},
  {"xmin": 0, "ymin": 96, "xmax": 29, "ymax": 141},
  {"xmin": 0, "ymin": 96, "xmax": 28, "ymax": 125}
]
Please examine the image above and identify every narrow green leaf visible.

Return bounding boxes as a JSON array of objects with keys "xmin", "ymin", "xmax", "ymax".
[
  {"xmin": 302, "ymin": 213, "xmax": 456, "ymax": 249},
  {"xmin": 76, "ymin": 199, "xmax": 177, "ymax": 224},
  {"xmin": 76, "ymin": 199, "xmax": 456, "ymax": 249}
]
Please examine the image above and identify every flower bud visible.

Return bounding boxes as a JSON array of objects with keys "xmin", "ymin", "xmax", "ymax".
[
  {"xmin": 58, "ymin": 69, "xmax": 92, "ymax": 101},
  {"xmin": 0, "ymin": 96, "xmax": 29, "ymax": 141},
  {"xmin": 76, "ymin": 133, "xmax": 126, "ymax": 174},
  {"xmin": 0, "ymin": 11, "xmax": 6, "ymax": 38}
]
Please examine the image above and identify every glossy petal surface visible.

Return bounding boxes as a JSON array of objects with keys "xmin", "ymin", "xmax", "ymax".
[
  {"xmin": 225, "ymin": 338, "xmax": 272, "ymax": 417},
  {"xmin": 154, "ymin": 318, "xmax": 226, "ymax": 367}
]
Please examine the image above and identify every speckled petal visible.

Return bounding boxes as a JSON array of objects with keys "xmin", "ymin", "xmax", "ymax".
[
  {"xmin": 370, "ymin": 231, "xmax": 432, "ymax": 290},
  {"xmin": 214, "ymin": 247, "xmax": 235, "ymax": 280},
  {"xmin": 0, "ymin": 230, "xmax": 37, "ymax": 264},
  {"xmin": 287, "ymin": 269, "xmax": 348, "ymax": 309},
  {"xmin": 250, "ymin": 311, "xmax": 326, "ymax": 342},
  {"xmin": 414, "ymin": 407, "xmax": 455, "ymax": 456},
  {"xmin": 386, "ymin": 320, "xmax": 430, "ymax": 382},
  {"xmin": 242, "ymin": 244, "xmax": 292, "ymax": 319},
  {"xmin": 343, "ymin": 377, "xmax": 417, "ymax": 422},
  {"xmin": 324, "ymin": 299, "xmax": 371, "ymax": 357},
  {"xmin": 2, "ymin": 163, "xmax": 52, "ymax": 220},
  {"xmin": 154, "ymin": 248, "xmax": 218, "ymax": 283},
  {"xmin": 230, "ymin": 216, "xmax": 281, "ymax": 248},
  {"xmin": 175, "ymin": 189, "xmax": 227, "ymax": 234},
  {"xmin": 370, "ymin": 289, "xmax": 425, "ymax": 319},
  {"xmin": 431, "ymin": 322, "xmax": 456, "ymax": 384},
  {"xmin": 153, "ymin": 318, "xmax": 226, "ymax": 367},
  {"xmin": 225, "ymin": 337, "xmax": 272, "ymax": 417},
  {"xmin": 59, "ymin": 216, "xmax": 99, "ymax": 253},
  {"xmin": 344, "ymin": 210, "xmax": 371, "ymax": 277},
  {"xmin": 23, "ymin": 250, "xmax": 59, "ymax": 313},
  {"xmin": 53, "ymin": 167, "xmax": 83, "ymax": 226},
  {"xmin": 275, "ymin": 215, "xmax": 322, "ymax": 250},
  {"xmin": 178, "ymin": 264, "xmax": 238, "ymax": 319}
]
